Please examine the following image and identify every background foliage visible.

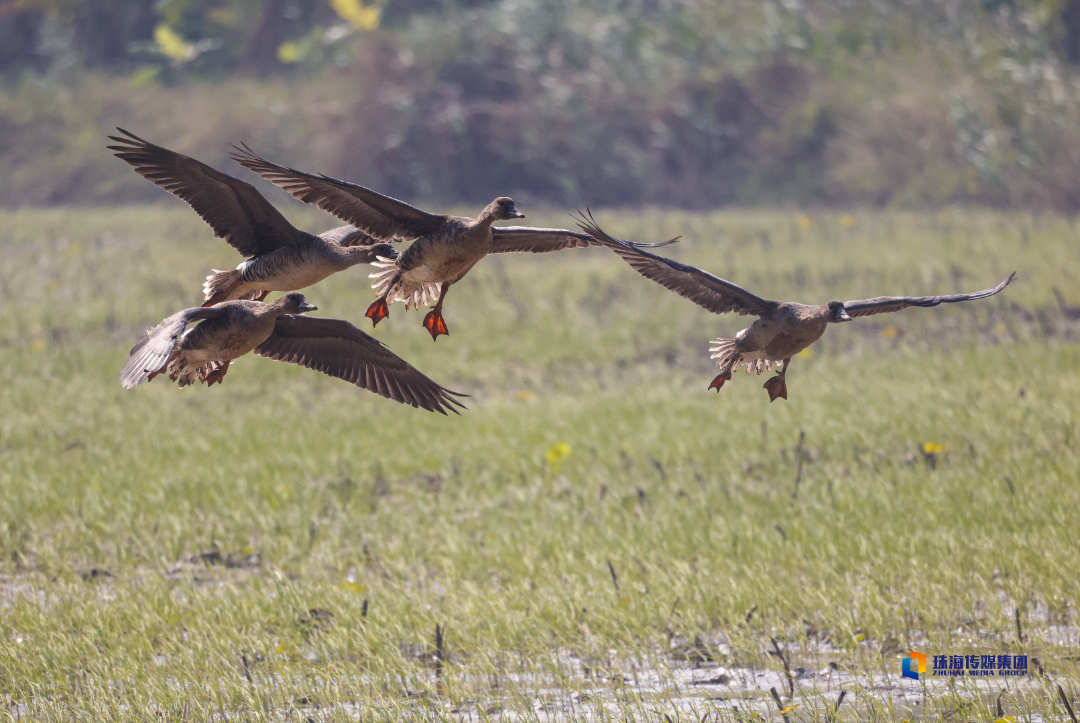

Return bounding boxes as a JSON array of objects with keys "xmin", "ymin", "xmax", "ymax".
[{"xmin": 5, "ymin": 0, "xmax": 1080, "ymax": 209}]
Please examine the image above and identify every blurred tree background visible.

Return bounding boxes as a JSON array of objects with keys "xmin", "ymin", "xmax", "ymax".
[{"xmin": 3, "ymin": 0, "xmax": 1080, "ymax": 209}]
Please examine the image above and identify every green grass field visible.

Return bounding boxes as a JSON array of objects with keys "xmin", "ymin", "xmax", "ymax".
[{"xmin": 1, "ymin": 205, "xmax": 1079, "ymax": 721}]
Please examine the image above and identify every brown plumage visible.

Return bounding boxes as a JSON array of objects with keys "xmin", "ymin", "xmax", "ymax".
[
  {"xmin": 576, "ymin": 213, "xmax": 1016, "ymax": 402},
  {"xmin": 107, "ymin": 129, "xmax": 396, "ymax": 306},
  {"xmin": 120, "ymin": 292, "xmax": 465, "ymax": 415},
  {"xmin": 230, "ymin": 145, "xmax": 676, "ymax": 340}
]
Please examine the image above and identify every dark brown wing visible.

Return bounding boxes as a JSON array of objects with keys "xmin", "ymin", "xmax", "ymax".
[
  {"xmin": 120, "ymin": 306, "xmax": 227, "ymax": 389},
  {"xmin": 255, "ymin": 316, "xmax": 467, "ymax": 415},
  {"xmin": 490, "ymin": 227, "xmax": 680, "ymax": 254},
  {"xmin": 230, "ymin": 145, "xmax": 446, "ymax": 242},
  {"xmin": 575, "ymin": 211, "xmax": 777, "ymax": 317},
  {"xmin": 107, "ymin": 129, "xmax": 304, "ymax": 257},
  {"xmin": 843, "ymin": 273, "xmax": 1016, "ymax": 318}
]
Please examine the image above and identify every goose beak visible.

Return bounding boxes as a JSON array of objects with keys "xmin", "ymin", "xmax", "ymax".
[
  {"xmin": 836, "ymin": 308, "xmax": 852, "ymax": 322},
  {"xmin": 509, "ymin": 204, "xmax": 525, "ymax": 219},
  {"xmin": 300, "ymin": 302, "xmax": 318, "ymax": 313}
]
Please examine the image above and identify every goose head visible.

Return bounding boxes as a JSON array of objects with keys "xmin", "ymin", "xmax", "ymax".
[
  {"xmin": 488, "ymin": 197, "xmax": 525, "ymax": 221},
  {"xmin": 827, "ymin": 300, "xmax": 851, "ymax": 322},
  {"xmin": 280, "ymin": 292, "xmax": 318, "ymax": 314}
]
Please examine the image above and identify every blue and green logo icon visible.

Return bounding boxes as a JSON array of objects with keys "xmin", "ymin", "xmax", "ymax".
[{"xmin": 902, "ymin": 650, "xmax": 927, "ymax": 680}]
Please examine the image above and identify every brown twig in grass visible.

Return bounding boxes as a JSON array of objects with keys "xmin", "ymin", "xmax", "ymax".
[
  {"xmin": 996, "ymin": 690, "xmax": 1005, "ymax": 718},
  {"xmin": 771, "ymin": 637, "xmax": 795, "ymax": 701},
  {"xmin": 793, "ymin": 430, "xmax": 806, "ymax": 500},
  {"xmin": 434, "ymin": 624, "xmax": 447, "ymax": 679},
  {"xmin": 769, "ymin": 686, "xmax": 792, "ymax": 723},
  {"xmin": 1015, "ymin": 606, "xmax": 1024, "ymax": 643},
  {"xmin": 607, "ymin": 560, "xmax": 619, "ymax": 592},
  {"xmin": 825, "ymin": 690, "xmax": 847, "ymax": 722},
  {"xmin": 240, "ymin": 654, "xmax": 253, "ymax": 684},
  {"xmin": 1005, "ymin": 476, "xmax": 1016, "ymax": 495},
  {"xmin": 745, "ymin": 605, "xmax": 758, "ymax": 624},
  {"xmin": 1059, "ymin": 684, "xmax": 1078, "ymax": 723}
]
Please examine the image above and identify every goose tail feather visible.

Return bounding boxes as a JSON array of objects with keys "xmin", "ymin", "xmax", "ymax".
[
  {"xmin": 368, "ymin": 257, "xmax": 440, "ymax": 309},
  {"xmin": 202, "ymin": 269, "xmax": 257, "ymax": 306},
  {"xmin": 709, "ymin": 338, "xmax": 739, "ymax": 370}
]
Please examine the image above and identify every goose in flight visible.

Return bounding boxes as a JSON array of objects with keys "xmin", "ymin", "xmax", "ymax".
[
  {"xmin": 230, "ymin": 146, "xmax": 677, "ymax": 340},
  {"xmin": 120, "ymin": 292, "xmax": 465, "ymax": 414},
  {"xmin": 108, "ymin": 129, "xmax": 395, "ymax": 306},
  {"xmin": 576, "ymin": 213, "xmax": 1016, "ymax": 402}
]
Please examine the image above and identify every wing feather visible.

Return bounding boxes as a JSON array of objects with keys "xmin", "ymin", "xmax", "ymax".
[
  {"xmin": 255, "ymin": 316, "xmax": 466, "ymax": 414},
  {"xmin": 120, "ymin": 306, "xmax": 227, "ymax": 389},
  {"xmin": 843, "ymin": 273, "xmax": 1017, "ymax": 317},
  {"xmin": 575, "ymin": 211, "xmax": 777, "ymax": 317},
  {"xmin": 230, "ymin": 145, "xmax": 446, "ymax": 242},
  {"xmin": 107, "ymin": 129, "xmax": 304, "ymax": 257},
  {"xmin": 490, "ymin": 227, "xmax": 679, "ymax": 254}
]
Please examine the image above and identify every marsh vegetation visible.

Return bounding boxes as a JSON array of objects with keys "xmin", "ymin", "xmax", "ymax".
[{"xmin": 1, "ymin": 206, "xmax": 1078, "ymax": 720}]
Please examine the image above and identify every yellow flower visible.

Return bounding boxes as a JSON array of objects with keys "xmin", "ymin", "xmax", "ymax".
[
  {"xmin": 516, "ymin": 389, "xmax": 534, "ymax": 401},
  {"xmin": 797, "ymin": 214, "xmax": 813, "ymax": 230},
  {"xmin": 331, "ymin": 0, "xmax": 381, "ymax": 31},
  {"xmin": 779, "ymin": 704, "xmax": 800, "ymax": 715},
  {"xmin": 923, "ymin": 442, "xmax": 946, "ymax": 455},
  {"xmin": 545, "ymin": 443, "xmax": 571, "ymax": 474},
  {"xmin": 277, "ymin": 41, "xmax": 304, "ymax": 64},
  {"xmin": 153, "ymin": 24, "xmax": 194, "ymax": 62},
  {"xmin": 796, "ymin": 347, "xmax": 815, "ymax": 360},
  {"xmin": 994, "ymin": 323, "xmax": 1008, "ymax": 336},
  {"xmin": 881, "ymin": 326, "xmax": 898, "ymax": 339},
  {"xmin": 343, "ymin": 581, "xmax": 365, "ymax": 595},
  {"xmin": 129, "ymin": 67, "xmax": 159, "ymax": 88},
  {"xmin": 839, "ymin": 213, "xmax": 855, "ymax": 227}
]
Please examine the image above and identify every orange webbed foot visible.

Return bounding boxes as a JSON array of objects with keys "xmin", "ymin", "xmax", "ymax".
[
  {"xmin": 423, "ymin": 309, "xmax": 449, "ymax": 341},
  {"xmin": 708, "ymin": 370, "xmax": 733, "ymax": 392},
  {"xmin": 366, "ymin": 298, "xmax": 390, "ymax": 326},
  {"xmin": 763, "ymin": 374, "xmax": 788, "ymax": 402}
]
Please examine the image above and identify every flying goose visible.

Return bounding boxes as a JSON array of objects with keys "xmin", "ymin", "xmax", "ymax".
[
  {"xmin": 108, "ymin": 129, "xmax": 396, "ymax": 306},
  {"xmin": 120, "ymin": 292, "xmax": 466, "ymax": 415},
  {"xmin": 576, "ymin": 214, "xmax": 1016, "ymax": 402},
  {"xmin": 230, "ymin": 146, "xmax": 677, "ymax": 340}
]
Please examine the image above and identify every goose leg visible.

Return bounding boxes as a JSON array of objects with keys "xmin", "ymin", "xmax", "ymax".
[
  {"xmin": 203, "ymin": 361, "xmax": 231, "ymax": 387},
  {"xmin": 423, "ymin": 283, "xmax": 451, "ymax": 341},
  {"xmin": 365, "ymin": 287, "xmax": 394, "ymax": 327},
  {"xmin": 708, "ymin": 359, "xmax": 737, "ymax": 392},
  {"xmin": 763, "ymin": 358, "xmax": 791, "ymax": 402}
]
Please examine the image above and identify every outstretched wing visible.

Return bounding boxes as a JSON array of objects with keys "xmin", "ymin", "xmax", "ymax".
[
  {"xmin": 255, "ymin": 316, "xmax": 467, "ymax": 415},
  {"xmin": 575, "ymin": 211, "xmax": 776, "ymax": 317},
  {"xmin": 843, "ymin": 272, "xmax": 1016, "ymax": 318},
  {"xmin": 120, "ymin": 306, "xmax": 227, "ymax": 389},
  {"xmin": 107, "ymin": 129, "xmax": 304, "ymax": 257},
  {"xmin": 231, "ymin": 145, "xmax": 446, "ymax": 242},
  {"xmin": 490, "ymin": 227, "xmax": 680, "ymax": 254},
  {"xmin": 316, "ymin": 225, "xmax": 399, "ymax": 263}
]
